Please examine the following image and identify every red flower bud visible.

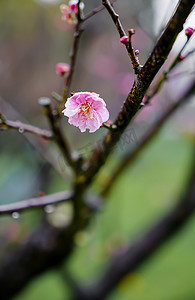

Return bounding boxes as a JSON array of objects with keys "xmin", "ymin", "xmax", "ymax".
[
  {"xmin": 179, "ymin": 55, "xmax": 185, "ymax": 60},
  {"xmin": 120, "ymin": 35, "xmax": 129, "ymax": 44},
  {"xmin": 185, "ymin": 27, "xmax": 194, "ymax": 37},
  {"xmin": 56, "ymin": 62, "xmax": 70, "ymax": 76},
  {"xmin": 128, "ymin": 28, "xmax": 135, "ymax": 35},
  {"xmin": 37, "ymin": 191, "xmax": 45, "ymax": 197},
  {"xmin": 69, "ymin": 3, "xmax": 77, "ymax": 11}
]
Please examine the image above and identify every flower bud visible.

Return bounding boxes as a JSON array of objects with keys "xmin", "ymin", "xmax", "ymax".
[
  {"xmin": 128, "ymin": 28, "xmax": 135, "ymax": 35},
  {"xmin": 120, "ymin": 35, "xmax": 129, "ymax": 44},
  {"xmin": 179, "ymin": 55, "xmax": 185, "ymax": 61},
  {"xmin": 185, "ymin": 27, "xmax": 194, "ymax": 37},
  {"xmin": 69, "ymin": 0, "xmax": 78, "ymax": 12},
  {"xmin": 56, "ymin": 63, "xmax": 70, "ymax": 76},
  {"xmin": 69, "ymin": 3, "xmax": 77, "ymax": 12}
]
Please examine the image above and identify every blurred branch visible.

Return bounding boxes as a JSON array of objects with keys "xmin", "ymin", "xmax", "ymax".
[
  {"xmin": 0, "ymin": 115, "xmax": 52, "ymax": 139},
  {"xmin": 102, "ymin": 0, "xmax": 125, "ymax": 36},
  {"xmin": 102, "ymin": 79, "xmax": 195, "ymax": 196},
  {"xmin": 0, "ymin": 190, "xmax": 102, "ymax": 299},
  {"xmin": 39, "ymin": 97, "xmax": 76, "ymax": 171},
  {"xmin": 0, "ymin": 190, "xmax": 73, "ymax": 215},
  {"xmin": 145, "ymin": 31, "xmax": 194, "ymax": 105},
  {"xmin": 0, "ymin": 220, "xmax": 76, "ymax": 300},
  {"xmin": 79, "ymin": 0, "xmax": 194, "ymax": 187},
  {"xmin": 0, "ymin": 97, "xmax": 67, "ymax": 179},
  {"xmin": 73, "ymin": 148, "xmax": 195, "ymax": 300}
]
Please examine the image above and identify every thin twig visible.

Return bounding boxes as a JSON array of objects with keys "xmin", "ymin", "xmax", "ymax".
[
  {"xmin": 0, "ymin": 117, "xmax": 52, "ymax": 139},
  {"xmin": 102, "ymin": 0, "xmax": 142, "ymax": 73},
  {"xmin": 128, "ymin": 29, "xmax": 142, "ymax": 74},
  {"xmin": 145, "ymin": 32, "xmax": 194, "ymax": 104},
  {"xmin": 101, "ymin": 80, "xmax": 195, "ymax": 196},
  {"xmin": 0, "ymin": 190, "xmax": 73, "ymax": 215},
  {"xmin": 102, "ymin": 0, "xmax": 125, "ymax": 37}
]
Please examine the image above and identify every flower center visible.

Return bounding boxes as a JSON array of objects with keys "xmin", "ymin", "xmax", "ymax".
[{"xmin": 80, "ymin": 103, "xmax": 94, "ymax": 119}]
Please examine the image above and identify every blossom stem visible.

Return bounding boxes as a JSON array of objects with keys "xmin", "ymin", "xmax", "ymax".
[
  {"xmin": 52, "ymin": 91, "xmax": 63, "ymax": 103},
  {"xmin": 101, "ymin": 122, "xmax": 117, "ymax": 131}
]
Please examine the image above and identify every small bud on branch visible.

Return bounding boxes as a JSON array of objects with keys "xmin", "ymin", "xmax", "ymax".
[
  {"xmin": 185, "ymin": 27, "xmax": 194, "ymax": 37},
  {"xmin": 56, "ymin": 63, "xmax": 70, "ymax": 76},
  {"xmin": 120, "ymin": 35, "xmax": 129, "ymax": 44}
]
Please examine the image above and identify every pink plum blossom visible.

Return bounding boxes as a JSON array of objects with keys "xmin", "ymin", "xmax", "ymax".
[
  {"xmin": 56, "ymin": 62, "xmax": 70, "ymax": 76},
  {"xmin": 62, "ymin": 92, "xmax": 109, "ymax": 133}
]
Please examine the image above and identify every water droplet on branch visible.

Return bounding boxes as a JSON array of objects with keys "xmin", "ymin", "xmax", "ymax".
[
  {"xmin": 11, "ymin": 212, "xmax": 20, "ymax": 219},
  {"xmin": 44, "ymin": 205, "xmax": 55, "ymax": 214},
  {"xmin": 18, "ymin": 127, "xmax": 24, "ymax": 134}
]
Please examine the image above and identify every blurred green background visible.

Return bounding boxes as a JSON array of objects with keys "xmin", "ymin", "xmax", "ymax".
[{"xmin": 0, "ymin": 0, "xmax": 195, "ymax": 300}]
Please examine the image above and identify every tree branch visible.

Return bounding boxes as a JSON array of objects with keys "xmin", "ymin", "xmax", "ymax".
[
  {"xmin": 0, "ymin": 190, "xmax": 102, "ymax": 299},
  {"xmin": 0, "ymin": 97, "xmax": 68, "ymax": 179},
  {"xmin": 0, "ymin": 190, "xmax": 73, "ymax": 215},
  {"xmin": 102, "ymin": 79, "xmax": 195, "ymax": 196},
  {"xmin": 83, "ymin": 0, "xmax": 116, "ymax": 21},
  {"xmin": 102, "ymin": 0, "xmax": 126, "ymax": 37},
  {"xmin": 80, "ymin": 0, "xmax": 194, "ymax": 187},
  {"xmin": 145, "ymin": 30, "xmax": 194, "ymax": 105},
  {"xmin": 102, "ymin": 0, "xmax": 141, "ymax": 73},
  {"xmin": 0, "ymin": 115, "xmax": 52, "ymax": 140},
  {"xmin": 73, "ymin": 148, "xmax": 195, "ymax": 300}
]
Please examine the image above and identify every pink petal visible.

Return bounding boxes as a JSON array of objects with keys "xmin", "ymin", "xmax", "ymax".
[
  {"xmin": 62, "ymin": 107, "xmax": 79, "ymax": 117},
  {"xmin": 96, "ymin": 107, "xmax": 109, "ymax": 123}
]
